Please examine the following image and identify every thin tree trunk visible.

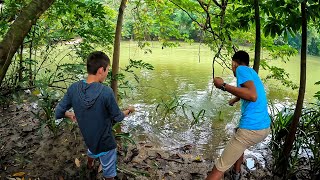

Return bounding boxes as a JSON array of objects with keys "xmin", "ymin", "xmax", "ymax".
[
  {"xmin": 283, "ymin": 0, "xmax": 307, "ymax": 161},
  {"xmin": 18, "ymin": 44, "xmax": 23, "ymax": 83},
  {"xmin": 111, "ymin": 0, "xmax": 127, "ymax": 102},
  {"xmin": 253, "ymin": 0, "xmax": 261, "ymax": 73},
  {"xmin": 0, "ymin": 1, "xmax": 3, "ymax": 16},
  {"xmin": 29, "ymin": 30, "xmax": 33, "ymax": 86},
  {"xmin": 0, "ymin": 0, "xmax": 55, "ymax": 86}
]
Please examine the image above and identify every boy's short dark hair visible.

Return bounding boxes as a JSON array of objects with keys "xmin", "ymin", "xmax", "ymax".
[
  {"xmin": 232, "ymin": 50, "xmax": 249, "ymax": 66},
  {"xmin": 87, "ymin": 51, "xmax": 110, "ymax": 75}
]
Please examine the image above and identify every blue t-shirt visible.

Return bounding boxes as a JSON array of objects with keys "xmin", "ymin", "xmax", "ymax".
[{"xmin": 236, "ymin": 66, "xmax": 270, "ymax": 130}]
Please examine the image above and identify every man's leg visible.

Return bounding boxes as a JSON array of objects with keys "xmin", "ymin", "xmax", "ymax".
[
  {"xmin": 206, "ymin": 135, "xmax": 246, "ymax": 180},
  {"xmin": 234, "ymin": 153, "xmax": 244, "ymax": 173},
  {"xmin": 206, "ymin": 128, "xmax": 270, "ymax": 180},
  {"xmin": 206, "ymin": 166, "xmax": 224, "ymax": 180},
  {"xmin": 230, "ymin": 153, "xmax": 243, "ymax": 180},
  {"xmin": 206, "ymin": 157, "xmax": 244, "ymax": 180},
  {"xmin": 231, "ymin": 128, "xmax": 270, "ymax": 179}
]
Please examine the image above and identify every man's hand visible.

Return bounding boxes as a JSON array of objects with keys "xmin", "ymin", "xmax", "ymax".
[
  {"xmin": 228, "ymin": 97, "xmax": 240, "ymax": 106},
  {"xmin": 65, "ymin": 111, "xmax": 77, "ymax": 122},
  {"xmin": 213, "ymin": 77, "xmax": 224, "ymax": 89}
]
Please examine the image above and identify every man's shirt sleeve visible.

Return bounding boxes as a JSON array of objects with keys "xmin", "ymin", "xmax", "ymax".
[{"xmin": 236, "ymin": 66, "xmax": 254, "ymax": 87}]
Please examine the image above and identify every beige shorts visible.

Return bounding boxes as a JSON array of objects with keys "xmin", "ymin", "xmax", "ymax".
[{"xmin": 215, "ymin": 128, "xmax": 270, "ymax": 172}]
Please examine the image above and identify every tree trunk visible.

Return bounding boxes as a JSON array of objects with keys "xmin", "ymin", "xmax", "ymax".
[
  {"xmin": 111, "ymin": 0, "xmax": 127, "ymax": 103},
  {"xmin": 29, "ymin": 30, "xmax": 34, "ymax": 86},
  {"xmin": 0, "ymin": 1, "xmax": 3, "ymax": 16},
  {"xmin": 0, "ymin": 0, "xmax": 55, "ymax": 86},
  {"xmin": 283, "ymin": 0, "xmax": 307, "ymax": 161},
  {"xmin": 18, "ymin": 44, "xmax": 23, "ymax": 83},
  {"xmin": 253, "ymin": 0, "xmax": 261, "ymax": 73}
]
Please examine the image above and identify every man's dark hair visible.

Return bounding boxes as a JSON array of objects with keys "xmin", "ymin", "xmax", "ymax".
[
  {"xmin": 232, "ymin": 50, "xmax": 250, "ymax": 66},
  {"xmin": 87, "ymin": 51, "xmax": 110, "ymax": 75}
]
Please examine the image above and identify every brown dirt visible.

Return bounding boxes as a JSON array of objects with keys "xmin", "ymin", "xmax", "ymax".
[{"xmin": 0, "ymin": 102, "xmax": 298, "ymax": 180}]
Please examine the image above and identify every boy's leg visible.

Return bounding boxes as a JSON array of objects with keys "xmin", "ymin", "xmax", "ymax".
[
  {"xmin": 103, "ymin": 178, "xmax": 114, "ymax": 180},
  {"xmin": 87, "ymin": 156, "xmax": 95, "ymax": 169},
  {"xmin": 87, "ymin": 149, "xmax": 97, "ymax": 169},
  {"xmin": 99, "ymin": 148, "xmax": 117, "ymax": 179}
]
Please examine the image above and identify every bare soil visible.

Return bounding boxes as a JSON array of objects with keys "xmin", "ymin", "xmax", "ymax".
[{"xmin": 0, "ymin": 102, "xmax": 308, "ymax": 180}]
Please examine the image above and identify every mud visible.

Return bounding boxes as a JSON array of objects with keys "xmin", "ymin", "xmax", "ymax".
[{"xmin": 0, "ymin": 102, "xmax": 312, "ymax": 180}]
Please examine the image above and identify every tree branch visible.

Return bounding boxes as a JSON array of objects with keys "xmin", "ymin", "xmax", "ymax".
[
  {"xmin": 168, "ymin": 0, "xmax": 204, "ymax": 29},
  {"xmin": 212, "ymin": 0, "xmax": 223, "ymax": 9},
  {"xmin": 0, "ymin": 0, "xmax": 56, "ymax": 85}
]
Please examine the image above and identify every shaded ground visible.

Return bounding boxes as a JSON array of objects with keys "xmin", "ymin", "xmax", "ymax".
[{"xmin": 0, "ymin": 102, "xmax": 308, "ymax": 180}]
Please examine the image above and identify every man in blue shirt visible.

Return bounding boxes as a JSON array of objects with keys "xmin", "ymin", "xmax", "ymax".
[
  {"xmin": 55, "ymin": 51, "xmax": 135, "ymax": 180},
  {"xmin": 206, "ymin": 51, "xmax": 271, "ymax": 180}
]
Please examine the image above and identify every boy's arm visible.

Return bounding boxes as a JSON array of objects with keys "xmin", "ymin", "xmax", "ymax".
[
  {"xmin": 106, "ymin": 89, "xmax": 134, "ymax": 123},
  {"xmin": 55, "ymin": 89, "xmax": 73, "ymax": 119}
]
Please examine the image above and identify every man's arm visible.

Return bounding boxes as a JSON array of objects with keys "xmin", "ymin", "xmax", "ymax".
[
  {"xmin": 229, "ymin": 97, "xmax": 241, "ymax": 106},
  {"xmin": 214, "ymin": 77, "xmax": 257, "ymax": 102}
]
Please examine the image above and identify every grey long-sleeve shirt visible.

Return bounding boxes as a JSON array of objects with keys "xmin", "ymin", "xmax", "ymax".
[{"xmin": 55, "ymin": 81, "xmax": 124, "ymax": 154}]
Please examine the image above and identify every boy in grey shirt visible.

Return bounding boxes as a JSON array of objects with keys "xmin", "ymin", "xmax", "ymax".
[{"xmin": 55, "ymin": 51, "xmax": 134, "ymax": 180}]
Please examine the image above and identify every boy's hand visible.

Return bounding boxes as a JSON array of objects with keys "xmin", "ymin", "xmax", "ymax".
[
  {"xmin": 127, "ymin": 106, "xmax": 135, "ymax": 114},
  {"xmin": 213, "ymin": 77, "xmax": 224, "ymax": 88},
  {"xmin": 123, "ymin": 106, "xmax": 135, "ymax": 116},
  {"xmin": 65, "ymin": 111, "xmax": 77, "ymax": 122}
]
